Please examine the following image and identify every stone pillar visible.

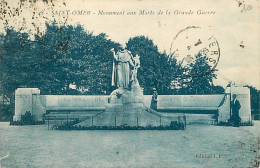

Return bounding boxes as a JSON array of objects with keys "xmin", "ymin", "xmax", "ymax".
[
  {"xmin": 32, "ymin": 94, "xmax": 46, "ymax": 121},
  {"xmin": 218, "ymin": 93, "xmax": 231, "ymax": 123},
  {"xmin": 13, "ymin": 88, "xmax": 41, "ymax": 121},
  {"xmin": 225, "ymin": 86, "xmax": 251, "ymax": 122}
]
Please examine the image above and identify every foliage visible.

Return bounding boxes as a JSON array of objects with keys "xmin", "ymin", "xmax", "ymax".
[
  {"xmin": 126, "ymin": 36, "xmax": 178, "ymax": 94},
  {"xmin": 21, "ymin": 111, "xmax": 34, "ymax": 124},
  {"xmin": 245, "ymin": 85, "xmax": 260, "ymax": 119},
  {"xmin": 0, "ymin": 22, "xmax": 121, "ymax": 96},
  {"xmin": 0, "ymin": 105, "xmax": 11, "ymax": 121},
  {"xmin": 0, "ymin": 23, "xmax": 224, "ymax": 97},
  {"xmin": 177, "ymin": 52, "xmax": 223, "ymax": 94},
  {"xmin": 3, "ymin": 21, "xmax": 258, "ymax": 121},
  {"xmin": 0, "ymin": 28, "xmax": 33, "ymax": 96}
]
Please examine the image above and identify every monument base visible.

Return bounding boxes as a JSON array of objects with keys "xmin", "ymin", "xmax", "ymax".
[
  {"xmin": 94, "ymin": 85, "xmax": 145, "ymax": 126},
  {"xmin": 103, "ymin": 100, "xmax": 144, "ymax": 126},
  {"xmin": 105, "ymin": 103, "xmax": 143, "ymax": 113}
]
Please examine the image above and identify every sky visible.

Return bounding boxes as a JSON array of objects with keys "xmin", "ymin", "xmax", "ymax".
[{"xmin": 0, "ymin": 0, "xmax": 259, "ymax": 89}]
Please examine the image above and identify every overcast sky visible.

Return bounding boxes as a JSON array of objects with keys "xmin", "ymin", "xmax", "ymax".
[{"xmin": 1, "ymin": 0, "xmax": 259, "ymax": 89}]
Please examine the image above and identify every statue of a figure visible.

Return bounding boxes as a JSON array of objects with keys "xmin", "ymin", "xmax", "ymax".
[
  {"xmin": 110, "ymin": 48, "xmax": 135, "ymax": 89},
  {"xmin": 107, "ymin": 47, "xmax": 143, "ymax": 110},
  {"xmin": 131, "ymin": 54, "xmax": 140, "ymax": 82}
]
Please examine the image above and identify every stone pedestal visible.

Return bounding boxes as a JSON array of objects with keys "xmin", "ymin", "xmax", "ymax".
[
  {"xmin": 106, "ymin": 94, "xmax": 143, "ymax": 112},
  {"xmin": 13, "ymin": 88, "xmax": 42, "ymax": 121},
  {"xmin": 224, "ymin": 87, "xmax": 251, "ymax": 122},
  {"xmin": 103, "ymin": 80, "xmax": 145, "ymax": 126}
]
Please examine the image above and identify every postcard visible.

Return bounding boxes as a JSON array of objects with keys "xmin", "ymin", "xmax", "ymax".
[{"xmin": 0, "ymin": 0, "xmax": 259, "ymax": 167}]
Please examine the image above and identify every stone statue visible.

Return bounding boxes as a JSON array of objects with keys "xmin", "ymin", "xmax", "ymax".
[
  {"xmin": 110, "ymin": 48, "xmax": 135, "ymax": 89},
  {"xmin": 106, "ymin": 47, "xmax": 144, "ymax": 124},
  {"xmin": 108, "ymin": 47, "xmax": 143, "ymax": 104},
  {"xmin": 131, "ymin": 54, "xmax": 140, "ymax": 82}
]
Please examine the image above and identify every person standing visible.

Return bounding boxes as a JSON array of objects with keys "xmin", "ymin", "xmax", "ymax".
[
  {"xmin": 183, "ymin": 114, "xmax": 186, "ymax": 129},
  {"xmin": 231, "ymin": 94, "xmax": 241, "ymax": 127},
  {"xmin": 150, "ymin": 88, "xmax": 158, "ymax": 111}
]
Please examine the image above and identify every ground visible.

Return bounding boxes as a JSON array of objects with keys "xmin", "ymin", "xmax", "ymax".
[{"xmin": 0, "ymin": 121, "xmax": 259, "ymax": 168}]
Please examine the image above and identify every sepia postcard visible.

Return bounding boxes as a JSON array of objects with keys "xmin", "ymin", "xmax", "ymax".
[{"xmin": 0, "ymin": 0, "xmax": 259, "ymax": 167}]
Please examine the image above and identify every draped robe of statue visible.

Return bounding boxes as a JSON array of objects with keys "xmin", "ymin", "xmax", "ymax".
[{"xmin": 111, "ymin": 49, "xmax": 134, "ymax": 89}]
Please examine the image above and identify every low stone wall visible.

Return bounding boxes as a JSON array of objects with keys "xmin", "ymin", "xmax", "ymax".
[
  {"xmin": 43, "ymin": 95, "xmax": 108, "ymax": 111},
  {"xmin": 13, "ymin": 87, "xmax": 251, "ymax": 124},
  {"xmin": 158, "ymin": 95, "xmax": 223, "ymax": 108}
]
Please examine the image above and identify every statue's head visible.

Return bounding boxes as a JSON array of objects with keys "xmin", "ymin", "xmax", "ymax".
[
  {"xmin": 117, "ymin": 45, "xmax": 124, "ymax": 52},
  {"xmin": 134, "ymin": 54, "xmax": 140, "ymax": 62},
  {"xmin": 232, "ymin": 94, "xmax": 237, "ymax": 100},
  {"xmin": 116, "ymin": 89, "xmax": 123, "ymax": 98},
  {"xmin": 119, "ymin": 43, "xmax": 127, "ymax": 50}
]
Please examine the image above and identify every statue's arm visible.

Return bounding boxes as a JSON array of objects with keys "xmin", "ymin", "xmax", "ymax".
[
  {"xmin": 128, "ymin": 52, "xmax": 136, "ymax": 67},
  {"xmin": 129, "ymin": 58, "xmax": 135, "ymax": 67},
  {"xmin": 110, "ymin": 48, "xmax": 117, "ymax": 60},
  {"xmin": 136, "ymin": 58, "xmax": 140, "ymax": 68}
]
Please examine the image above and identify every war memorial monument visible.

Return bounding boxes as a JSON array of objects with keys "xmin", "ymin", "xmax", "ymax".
[
  {"xmin": 12, "ymin": 47, "xmax": 252, "ymax": 128},
  {"xmin": 1, "ymin": 0, "xmax": 259, "ymax": 167}
]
